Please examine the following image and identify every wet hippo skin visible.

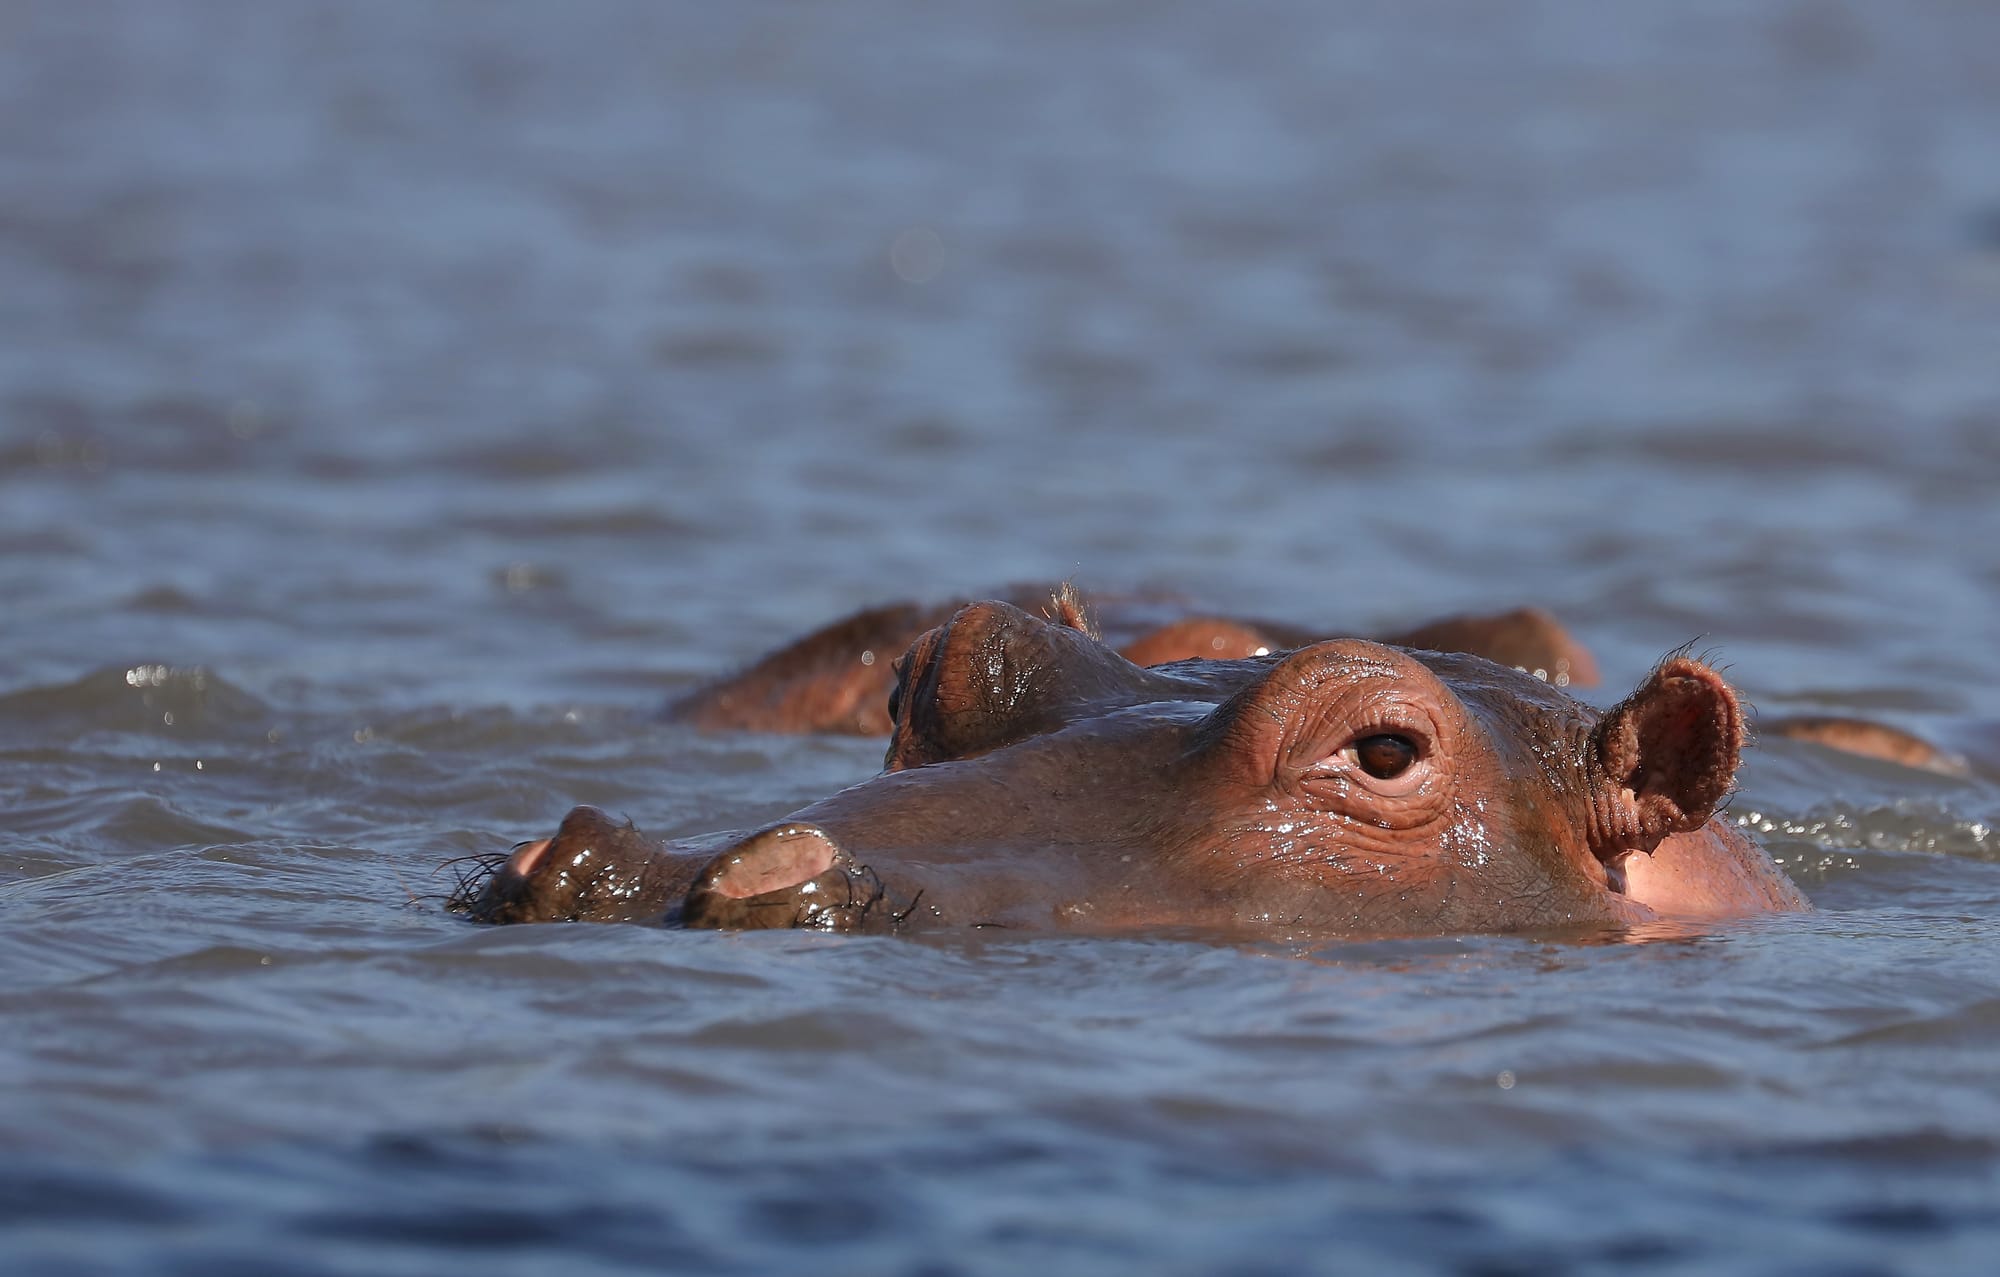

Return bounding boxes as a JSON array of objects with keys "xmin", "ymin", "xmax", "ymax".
[
  {"xmin": 667, "ymin": 585, "xmax": 1600, "ymax": 735},
  {"xmin": 462, "ymin": 600, "xmax": 1806, "ymax": 939}
]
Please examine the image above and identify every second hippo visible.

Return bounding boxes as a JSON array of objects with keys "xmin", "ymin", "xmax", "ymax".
[{"xmin": 668, "ymin": 584, "xmax": 1600, "ymax": 735}]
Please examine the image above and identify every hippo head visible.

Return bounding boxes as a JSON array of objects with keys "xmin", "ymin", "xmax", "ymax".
[{"xmin": 462, "ymin": 601, "xmax": 1803, "ymax": 938}]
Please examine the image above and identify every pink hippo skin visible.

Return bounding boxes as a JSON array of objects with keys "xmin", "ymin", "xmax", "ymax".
[
  {"xmin": 667, "ymin": 585, "xmax": 1599, "ymax": 736},
  {"xmin": 460, "ymin": 599, "xmax": 1804, "ymax": 939}
]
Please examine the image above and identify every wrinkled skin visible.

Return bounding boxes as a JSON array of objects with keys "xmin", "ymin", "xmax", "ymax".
[
  {"xmin": 668, "ymin": 585, "xmax": 1599, "ymax": 735},
  {"xmin": 461, "ymin": 600, "xmax": 1806, "ymax": 940}
]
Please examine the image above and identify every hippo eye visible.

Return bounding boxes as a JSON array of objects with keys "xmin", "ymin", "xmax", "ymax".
[{"xmin": 1352, "ymin": 733, "xmax": 1418, "ymax": 780}]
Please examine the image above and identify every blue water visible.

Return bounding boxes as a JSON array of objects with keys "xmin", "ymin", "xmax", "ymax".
[{"xmin": 5, "ymin": 2, "xmax": 2000, "ymax": 1272}]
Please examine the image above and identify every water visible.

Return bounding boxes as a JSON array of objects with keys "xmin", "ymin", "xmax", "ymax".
[{"xmin": 5, "ymin": 1, "xmax": 2000, "ymax": 1272}]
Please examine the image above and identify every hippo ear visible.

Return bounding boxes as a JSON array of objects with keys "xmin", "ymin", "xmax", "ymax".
[{"xmin": 1587, "ymin": 656, "xmax": 1743, "ymax": 859}]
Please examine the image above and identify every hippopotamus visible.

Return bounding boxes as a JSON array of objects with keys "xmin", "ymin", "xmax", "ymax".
[
  {"xmin": 1758, "ymin": 714, "xmax": 1970, "ymax": 777},
  {"xmin": 458, "ymin": 597, "xmax": 1806, "ymax": 939},
  {"xmin": 669, "ymin": 585, "xmax": 1600, "ymax": 735}
]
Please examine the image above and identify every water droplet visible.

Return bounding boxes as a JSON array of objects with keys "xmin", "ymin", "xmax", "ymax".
[
  {"xmin": 1497, "ymin": 1071, "xmax": 1516, "ymax": 1090},
  {"xmin": 890, "ymin": 226, "xmax": 944, "ymax": 283},
  {"xmin": 499, "ymin": 562, "xmax": 541, "ymax": 593},
  {"xmin": 227, "ymin": 400, "xmax": 264, "ymax": 439}
]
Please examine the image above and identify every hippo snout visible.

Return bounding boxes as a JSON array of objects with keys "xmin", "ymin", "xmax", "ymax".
[
  {"xmin": 455, "ymin": 805, "xmax": 690, "ymax": 925},
  {"xmin": 681, "ymin": 823, "xmax": 889, "ymax": 932}
]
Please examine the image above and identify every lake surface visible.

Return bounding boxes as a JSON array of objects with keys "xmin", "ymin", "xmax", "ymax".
[{"xmin": 5, "ymin": 2, "xmax": 2000, "ymax": 1272}]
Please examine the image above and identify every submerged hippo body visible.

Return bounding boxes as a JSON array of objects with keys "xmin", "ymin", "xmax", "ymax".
[
  {"xmin": 463, "ymin": 600, "xmax": 1805, "ymax": 940},
  {"xmin": 668, "ymin": 585, "xmax": 1600, "ymax": 735},
  {"xmin": 1759, "ymin": 714, "xmax": 1971, "ymax": 777}
]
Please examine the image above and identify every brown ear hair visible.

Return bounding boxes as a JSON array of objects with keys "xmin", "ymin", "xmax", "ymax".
[
  {"xmin": 1587, "ymin": 656, "xmax": 1743, "ymax": 862},
  {"xmin": 1043, "ymin": 580, "xmax": 1100, "ymax": 639}
]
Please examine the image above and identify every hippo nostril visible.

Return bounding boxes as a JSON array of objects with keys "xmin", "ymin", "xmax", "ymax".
[
  {"xmin": 682, "ymin": 822, "xmax": 887, "ymax": 933},
  {"xmin": 505, "ymin": 837, "xmax": 552, "ymax": 878},
  {"xmin": 708, "ymin": 823, "xmax": 844, "ymax": 899}
]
